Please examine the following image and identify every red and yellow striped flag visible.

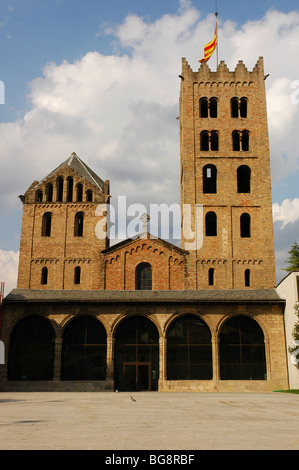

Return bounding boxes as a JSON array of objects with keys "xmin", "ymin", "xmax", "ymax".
[{"xmin": 199, "ymin": 18, "xmax": 217, "ymax": 63}]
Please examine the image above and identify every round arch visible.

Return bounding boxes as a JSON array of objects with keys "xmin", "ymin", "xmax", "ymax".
[
  {"xmin": 61, "ymin": 315, "xmax": 107, "ymax": 381},
  {"xmin": 166, "ymin": 314, "xmax": 213, "ymax": 380},
  {"xmin": 114, "ymin": 315, "xmax": 159, "ymax": 391},
  {"xmin": 219, "ymin": 314, "xmax": 266, "ymax": 380},
  {"xmin": 7, "ymin": 315, "xmax": 55, "ymax": 381}
]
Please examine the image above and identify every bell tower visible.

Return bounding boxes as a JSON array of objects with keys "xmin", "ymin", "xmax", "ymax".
[
  {"xmin": 179, "ymin": 57, "xmax": 276, "ymax": 289},
  {"xmin": 17, "ymin": 153, "xmax": 110, "ymax": 290}
]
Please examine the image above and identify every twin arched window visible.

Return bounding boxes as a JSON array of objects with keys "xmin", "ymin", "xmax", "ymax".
[
  {"xmin": 232, "ymin": 130, "xmax": 249, "ymax": 151},
  {"xmin": 200, "ymin": 131, "xmax": 219, "ymax": 151},
  {"xmin": 231, "ymin": 97, "xmax": 248, "ymax": 118},
  {"xmin": 200, "ymin": 97, "xmax": 218, "ymax": 118}
]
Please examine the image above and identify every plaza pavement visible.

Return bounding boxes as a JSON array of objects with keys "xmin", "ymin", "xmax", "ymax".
[{"xmin": 0, "ymin": 391, "xmax": 298, "ymax": 451}]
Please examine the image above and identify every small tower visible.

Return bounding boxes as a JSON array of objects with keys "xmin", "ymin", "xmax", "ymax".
[
  {"xmin": 17, "ymin": 153, "xmax": 110, "ymax": 290},
  {"xmin": 179, "ymin": 57, "xmax": 276, "ymax": 289}
]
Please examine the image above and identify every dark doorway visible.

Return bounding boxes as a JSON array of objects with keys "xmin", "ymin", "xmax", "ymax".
[
  {"xmin": 8, "ymin": 316, "xmax": 55, "ymax": 381},
  {"xmin": 61, "ymin": 316, "xmax": 107, "ymax": 381},
  {"xmin": 114, "ymin": 316, "xmax": 159, "ymax": 391},
  {"xmin": 166, "ymin": 315, "xmax": 212, "ymax": 380},
  {"xmin": 219, "ymin": 315, "xmax": 266, "ymax": 380}
]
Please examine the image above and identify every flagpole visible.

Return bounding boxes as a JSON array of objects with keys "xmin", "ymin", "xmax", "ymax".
[{"xmin": 215, "ymin": 0, "xmax": 219, "ymax": 67}]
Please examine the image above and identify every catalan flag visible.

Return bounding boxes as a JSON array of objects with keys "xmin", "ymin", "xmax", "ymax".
[{"xmin": 199, "ymin": 18, "xmax": 217, "ymax": 64}]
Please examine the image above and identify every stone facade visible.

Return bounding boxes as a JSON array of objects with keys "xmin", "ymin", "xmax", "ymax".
[
  {"xmin": 0, "ymin": 57, "xmax": 290, "ymax": 392},
  {"xmin": 180, "ymin": 57, "xmax": 276, "ymax": 290}
]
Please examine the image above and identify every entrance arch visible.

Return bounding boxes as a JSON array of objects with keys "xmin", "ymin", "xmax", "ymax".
[
  {"xmin": 7, "ymin": 316, "xmax": 55, "ymax": 381},
  {"xmin": 61, "ymin": 316, "xmax": 107, "ymax": 381},
  {"xmin": 114, "ymin": 316, "xmax": 159, "ymax": 391},
  {"xmin": 219, "ymin": 315, "xmax": 266, "ymax": 380},
  {"xmin": 166, "ymin": 314, "xmax": 213, "ymax": 380}
]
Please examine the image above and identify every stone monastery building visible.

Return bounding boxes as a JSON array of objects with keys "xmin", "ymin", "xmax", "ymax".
[{"xmin": 0, "ymin": 57, "xmax": 289, "ymax": 392}]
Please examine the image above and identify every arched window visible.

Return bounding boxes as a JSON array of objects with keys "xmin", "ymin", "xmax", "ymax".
[
  {"xmin": 136, "ymin": 263, "xmax": 152, "ymax": 290},
  {"xmin": 237, "ymin": 165, "xmax": 251, "ymax": 193},
  {"xmin": 46, "ymin": 183, "xmax": 53, "ymax": 202},
  {"xmin": 242, "ymin": 130, "xmax": 249, "ymax": 151},
  {"xmin": 203, "ymin": 164, "xmax": 217, "ymax": 193},
  {"xmin": 210, "ymin": 97, "xmax": 218, "ymax": 118},
  {"xmin": 42, "ymin": 212, "xmax": 52, "ymax": 237},
  {"xmin": 231, "ymin": 97, "xmax": 239, "ymax": 118},
  {"xmin": 86, "ymin": 190, "xmax": 93, "ymax": 202},
  {"xmin": 56, "ymin": 177, "xmax": 63, "ymax": 202},
  {"xmin": 7, "ymin": 316, "xmax": 55, "ymax": 381},
  {"xmin": 61, "ymin": 316, "xmax": 107, "ymax": 381},
  {"xmin": 231, "ymin": 97, "xmax": 248, "ymax": 118},
  {"xmin": 35, "ymin": 190, "xmax": 43, "ymax": 203},
  {"xmin": 74, "ymin": 212, "xmax": 84, "ymax": 237},
  {"xmin": 76, "ymin": 183, "xmax": 83, "ymax": 202},
  {"xmin": 240, "ymin": 213, "xmax": 251, "ymax": 238},
  {"xmin": 219, "ymin": 315, "xmax": 266, "ymax": 380},
  {"xmin": 200, "ymin": 97, "xmax": 218, "ymax": 118},
  {"xmin": 200, "ymin": 97, "xmax": 208, "ymax": 118},
  {"xmin": 210, "ymin": 131, "xmax": 219, "ymax": 151},
  {"xmin": 66, "ymin": 176, "xmax": 73, "ymax": 202},
  {"xmin": 167, "ymin": 315, "xmax": 212, "ymax": 380},
  {"xmin": 41, "ymin": 267, "xmax": 48, "ymax": 285},
  {"xmin": 205, "ymin": 211, "xmax": 217, "ymax": 236},
  {"xmin": 74, "ymin": 266, "xmax": 81, "ymax": 284},
  {"xmin": 245, "ymin": 269, "xmax": 251, "ymax": 287},
  {"xmin": 232, "ymin": 131, "xmax": 240, "ymax": 151},
  {"xmin": 240, "ymin": 97, "xmax": 248, "ymax": 118},
  {"xmin": 200, "ymin": 131, "xmax": 209, "ymax": 151},
  {"xmin": 208, "ymin": 267, "xmax": 214, "ymax": 286},
  {"xmin": 114, "ymin": 316, "xmax": 159, "ymax": 391}
]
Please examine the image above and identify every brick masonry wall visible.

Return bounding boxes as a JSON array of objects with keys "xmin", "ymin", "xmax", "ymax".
[{"xmin": 179, "ymin": 57, "xmax": 276, "ymax": 290}]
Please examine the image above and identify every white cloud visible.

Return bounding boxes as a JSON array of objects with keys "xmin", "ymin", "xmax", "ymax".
[
  {"xmin": 0, "ymin": 250, "xmax": 19, "ymax": 296},
  {"xmin": 273, "ymin": 198, "xmax": 299, "ymax": 228}
]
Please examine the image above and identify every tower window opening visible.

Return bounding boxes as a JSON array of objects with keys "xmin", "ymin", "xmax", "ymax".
[
  {"xmin": 240, "ymin": 213, "xmax": 251, "ymax": 238},
  {"xmin": 245, "ymin": 269, "xmax": 251, "ymax": 287},
  {"xmin": 86, "ymin": 190, "xmax": 93, "ymax": 202},
  {"xmin": 203, "ymin": 165, "xmax": 217, "ymax": 194},
  {"xmin": 205, "ymin": 211, "xmax": 217, "ymax": 236},
  {"xmin": 200, "ymin": 131, "xmax": 209, "ymax": 151},
  {"xmin": 231, "ymin": 97, "xmax": 239, "ymax": 118},
  {"xmin": 210, "ymin": 98, "xmax": 218, "ymax": 118},
  {"xmin": 237, "ymin": 165, "xmax": 251, "ymax": 193},
  {"xmin": 232, "ymin": 131, "xmax": 241, "ymax": 151},
  {"xmin": 208, "ymin": 267, "xmax": 214, "ymax": 286},
  {"xmin": 242, "ymin": 131, "xmax": 249, "ymax": 151},
  {"xmin": 74, "ymin": 212, "xmax": 84, "ymax": 237},
  {"xmin": 66, "ymin": 177, "xmax": 73, "ymax": 202},
  {"xmin": 74, "ymin": 266, "xmax": 81, "ymax": 284},
  {"xmin": 76, "ymin": 183, "xmax": 83, "ymax": 202},
  {"xmin": 240, "ymin": 97, "xmax": 248, "ymax": 118},
  {"xmin": 56, "ymin": 177, "xmax": 63, "ymax": 202},
  {"xmin": 41, "ymin": 267, "xmax": 48, "ymax": 285},
  {"xmin": 42, "ymin": 212, "xmax": 52, "ymax": 237},
  {"xmin": 46, "ymin": 184, "xmax": 53, "ymax": 202},
  {"xmin": 35, "ymin": 190, "xmax": 43, "ymax": 203},
  {"xmin": 210, "ymin": 131, "xmax": 219, "ymax": 151},
  {"xmin": 200, "ymin": 98, "xmax": 209, "ymax": 118}
]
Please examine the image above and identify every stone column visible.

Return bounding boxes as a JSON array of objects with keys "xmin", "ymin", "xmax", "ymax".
[
  {"xmin": 106, "ymin": 335, "xmax": 115, "ymax": 389},
  {"xmin": 158, "ymin": 334, "xmax": 166, "ymax": 390},
  {"xmin": 212, "ymin": 336, "xmax": 220, "ymax": 380},
  {"xmin": 53, "ymin": 338, "xmax": 62, "ymax": 381}
]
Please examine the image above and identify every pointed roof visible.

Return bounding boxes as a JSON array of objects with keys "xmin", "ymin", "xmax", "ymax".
[{"xmin": 40, "ymin": 152, "xmax": 105, "ymax": 190}]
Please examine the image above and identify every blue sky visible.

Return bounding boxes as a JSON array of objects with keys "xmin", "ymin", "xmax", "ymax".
[{"xmin": 0, "ymin": 0, "xmax": 299, "ymax": 293}]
